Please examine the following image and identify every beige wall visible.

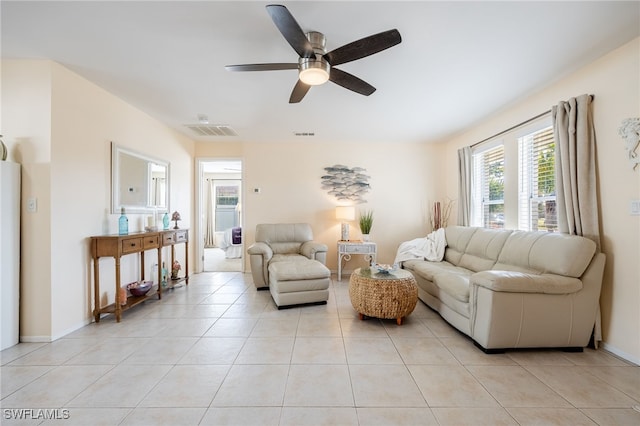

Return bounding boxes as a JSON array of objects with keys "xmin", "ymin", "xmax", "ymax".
[
  {"xmin": 195, "ymin": 141, "xmax": 445, "ymax": 273},
  {"xmin": 2, "ymin": 60, "xmax": 195, "ymax": 341},
  {"xmin": 2, "ymin": 60, "xmax": 53, "ymax": 339},
  {"xmin": 441, "ymin": 38, "xmax": 640, "ymax": 363}
]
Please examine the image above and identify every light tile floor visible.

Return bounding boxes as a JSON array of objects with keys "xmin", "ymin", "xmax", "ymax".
[{"xmin": 2, "ymin": 272, "xmax": 640, "ymax": 425}]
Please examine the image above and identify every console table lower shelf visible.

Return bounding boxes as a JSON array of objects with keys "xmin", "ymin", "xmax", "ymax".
[{"xmin": 96, "ymin": 284, "xmax": 160, "ymax": 318}]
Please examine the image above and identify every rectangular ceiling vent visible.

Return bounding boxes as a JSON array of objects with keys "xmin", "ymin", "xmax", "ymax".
[{"xmin": 185, "ymin": 124, "xmax": 238, "ymax": 137}]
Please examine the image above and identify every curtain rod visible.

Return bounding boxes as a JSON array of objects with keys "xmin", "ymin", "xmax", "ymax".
[
  {"xmin": 470, "ymin": 110, "xmax": 551, "ymax": 148},
  {"xmin": 471, "ymin": 94, "xmax": 594, "ymax": 148}
]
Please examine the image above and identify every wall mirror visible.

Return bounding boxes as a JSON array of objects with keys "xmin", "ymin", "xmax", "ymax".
[{"xmin": 111, "ymin": 143, "xmax": 170, "ymax": 214}]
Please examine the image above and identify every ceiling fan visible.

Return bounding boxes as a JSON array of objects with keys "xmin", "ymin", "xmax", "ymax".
[{"xmin": 225, "ymin": 4, "xmax": 402, "ymax": 103}]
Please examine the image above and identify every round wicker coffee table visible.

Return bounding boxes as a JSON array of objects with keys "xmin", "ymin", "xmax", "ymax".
[{"xmin": 349, "ymin": 267, "xmax": 418, "ymax": 325}]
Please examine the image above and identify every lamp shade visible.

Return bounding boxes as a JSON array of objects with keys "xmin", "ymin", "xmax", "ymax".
[{"xmin": 335, "ymin": 206, "xmax": 355, "ymax": 221}]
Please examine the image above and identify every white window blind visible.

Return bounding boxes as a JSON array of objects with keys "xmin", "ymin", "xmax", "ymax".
[
  {"xmin": 518, "ymin": 126, "xmax": 557, "ymax": 232},
  {"xmin": 472, "ymin": 144, "xmax": 505, "ymax": 228}
]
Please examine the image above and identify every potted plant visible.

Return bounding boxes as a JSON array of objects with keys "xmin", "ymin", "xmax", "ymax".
[{"xmin": 359, "ymin": 210, "xmax": 374, "ymax": 241}]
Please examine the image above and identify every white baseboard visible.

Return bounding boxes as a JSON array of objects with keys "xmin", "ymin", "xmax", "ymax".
[
  {"xmin": 51, "ymin": 320, "xmax": 91, "ymax": 341},
  {"xmin": 19, "ymin": 335, "xmax": 52, "ymax": 343},
  {"xmin": 602, "ymin": 342, "xmax": 640, "ymax": 366},
  {"xmin": 20, "ymin": 319, "xmax": 91, "ymax": 344}
]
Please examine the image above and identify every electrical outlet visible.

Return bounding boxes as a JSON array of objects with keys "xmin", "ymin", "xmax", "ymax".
[
  {"xmin": 631, "ymin": 200, "xmax": 640, "ymax": 216},
  {"xmin": 27, "ymin": 197, "xmax": 37, "ymax": 213}
]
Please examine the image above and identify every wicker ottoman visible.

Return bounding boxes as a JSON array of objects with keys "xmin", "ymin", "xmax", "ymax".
[{"xmin": 349, "ymin": 267, "xmax": 418, "ymax": 325}]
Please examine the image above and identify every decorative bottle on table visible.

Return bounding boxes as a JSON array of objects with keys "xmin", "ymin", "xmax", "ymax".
[
  {"xmin": 161, "ymin": 262, "xmax": 168, "ymax": 287},
  {"xmin": 118, "ymin": 207, "xmax": 129, "ymax": 235},
  {"xmin": 162, "ymin": 212, "xmax": 170, "ymax": 230}
]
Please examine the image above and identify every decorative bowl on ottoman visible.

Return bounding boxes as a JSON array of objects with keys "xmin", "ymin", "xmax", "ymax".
[
  {"xmin": 373, "ymin": 263, "xmax": 398, "ymax": 274},
  {"xmin": 127, "ymin": 281, "xmax": 152, "ymax": 297}
]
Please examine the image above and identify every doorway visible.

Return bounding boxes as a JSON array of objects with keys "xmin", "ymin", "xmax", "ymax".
[{"xmin": 196, "ymin": 159, "xmax": 243, "ymax": 272}]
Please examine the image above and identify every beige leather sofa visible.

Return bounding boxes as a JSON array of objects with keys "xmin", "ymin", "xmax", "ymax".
[
  {"xmin": 248, "ymin": 223, "xmax": 330, "ymax": 308},
  {"xmin": 401, "ymin": 226, "xmax": 606, "ymax": 352}
]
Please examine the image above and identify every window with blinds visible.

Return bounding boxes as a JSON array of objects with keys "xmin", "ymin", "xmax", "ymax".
[
  {"xmin": 472, "ymin": 144, "xmax": 505, "ymax": 228},
  {"xmin": 216, "ymin": 185, "xmax": 239, "ymax": 206},
  {"xmin": 518, "ymin": 126, "xmax": 557, "ymax": 232}
]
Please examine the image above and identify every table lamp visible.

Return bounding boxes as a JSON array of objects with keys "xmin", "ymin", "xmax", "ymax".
[
  {"xmin": 335, "ymin": 206, "xmax": 355, "ymax": 241},
  {"xmin": 171, "ymin": 211, "xmax": 181, "ymax": 229}
]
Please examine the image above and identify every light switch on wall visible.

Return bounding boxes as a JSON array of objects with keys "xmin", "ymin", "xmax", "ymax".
[
  {"xmin": 27, "ymin": 197, "xmax": 37, "ymax": 213},
  {"xmin": 631, "ymin": 200, "xmax": 640, "ymax": 216}
]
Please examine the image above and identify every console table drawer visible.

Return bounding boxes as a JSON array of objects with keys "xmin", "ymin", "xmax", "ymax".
[
  {"xmin": 121, "ymin": 237, "xmax": 143, "ymax": 254},
  {"xmin": 143, "ymin": 235, "xmax": 159, "ymax": 249},
  {"xmin": 162, "ymin": 230, "xmax": 188, "ymax": 246},
  {"xmin": 174, "ymin": 230, "xmax": 188, "ymax": 243},
  {"xmin": 162, "ymin": 232, "xmax": 176, "ymax": 245}
]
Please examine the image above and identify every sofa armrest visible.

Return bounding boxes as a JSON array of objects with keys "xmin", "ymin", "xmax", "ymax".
[
  {"xmin": 247, "ymin": 242, "xmax": 273, "ymax": 261},
  {"xmin": 471, "ymin": 271, "xmax": 583, "ymax": 294},
  {"xmin": 300, "ymin": 241, "xmax": 328, "ymax": 262}
]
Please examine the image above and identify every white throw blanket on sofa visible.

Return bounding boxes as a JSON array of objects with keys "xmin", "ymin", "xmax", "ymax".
[{"xmin": 394, "ymin": 228, "xmax": 447, "ymax": 264}]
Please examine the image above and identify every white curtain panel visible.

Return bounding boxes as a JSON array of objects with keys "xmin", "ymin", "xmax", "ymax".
[
  {"xmin": 457, "ymin": 146, "xmax": 472, "ymax": 226},
  {"xmin": 205, "ymin": 179, "xmax": 216, "ymax": 248},
  {"xmin": 552, "ymin": 94, "xmax": 601, "ymax": 251},
  {"xmin": 552, "ymin": 93, "xmax": 602, "ymax": 347}
]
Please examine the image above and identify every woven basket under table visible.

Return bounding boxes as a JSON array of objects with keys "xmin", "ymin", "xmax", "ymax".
[{"xmin": 349, "ymin": 267, "xmax": 418, "ymax": 325}]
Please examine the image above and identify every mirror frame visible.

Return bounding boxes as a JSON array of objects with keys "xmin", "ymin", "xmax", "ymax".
[{"xmin": 111, "ymin": 143, "xmax": 170, "ymax": 214}]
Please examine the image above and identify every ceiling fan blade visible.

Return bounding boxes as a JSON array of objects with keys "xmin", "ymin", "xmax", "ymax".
[
  {"xmin": 323, "ymin": 29, "xmax": 402, "ymax": 66},
  {"xmin": 266, "ymin": 4, "xmax": 313, "ymax": 58},
  {"xmin": 289, "ymin": 80, "xmax": 311, "ymax": 103},
  {"xmin": 225, "ymin": 63, "xmax": 298, "ymax": 72},
  {"xmin": 329, "ymin": 68, "xmax": 376, "ymax": 96}
]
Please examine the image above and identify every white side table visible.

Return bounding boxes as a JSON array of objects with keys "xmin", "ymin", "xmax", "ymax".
[{"xmin": 337, "ymin": 241, "xmax": 377, "ymax": 281}]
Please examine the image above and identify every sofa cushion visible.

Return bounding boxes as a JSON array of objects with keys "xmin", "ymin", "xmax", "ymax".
[
  {"xmin": 433, "ymin": 271, "xmax": 471, "ymax": 303},
  {"xmin": 458, "ymin": 228, "xmax": 513, "ymax": 272},
  {"xmin": 443, "ymin": 226, "xmax": 477, "ymax": 266},
  {"xmin": 472, "ymin": 270, "xmax": 583, "ymax": 294},
  {"xmin": 494, "ymin": 231, "xmax": 596, "ymax": 278},
  {"xmin": 403, "ymin": 260, "xmax": 469, "ymax": 282}
]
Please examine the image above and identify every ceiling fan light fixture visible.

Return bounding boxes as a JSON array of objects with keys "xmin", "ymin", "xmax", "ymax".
[{"xmin": 299, "ymin": 58, "xmax": 330, "ymax": 86}]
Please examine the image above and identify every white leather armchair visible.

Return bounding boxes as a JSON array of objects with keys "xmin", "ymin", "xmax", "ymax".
[{"xmin": 248, "ymin": 223, "xmax": 328, "ymax": 288}]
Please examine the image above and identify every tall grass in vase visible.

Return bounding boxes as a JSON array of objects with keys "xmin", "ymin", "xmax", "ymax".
[{"xmin": 359, "ymin": 210, "xmax": 374, "ymax": 241}]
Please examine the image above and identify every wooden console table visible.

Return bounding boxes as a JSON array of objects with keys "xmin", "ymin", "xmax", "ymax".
[{"xmin": 90, "ymin": 229, "xmax": 189, "ymax": 322}]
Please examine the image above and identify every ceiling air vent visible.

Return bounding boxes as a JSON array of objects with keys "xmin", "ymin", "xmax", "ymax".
[{"xmin": 185, "ymin": 124, "xmax": 238, "ymax": 137}]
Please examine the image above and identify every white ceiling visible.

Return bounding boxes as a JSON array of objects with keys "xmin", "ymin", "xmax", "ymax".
[{"xmin": 2, "ymin": 1, "xmax": 639, "ymax": 144}]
